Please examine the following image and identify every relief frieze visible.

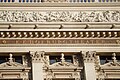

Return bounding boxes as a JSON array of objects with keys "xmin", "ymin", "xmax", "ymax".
[
  {"xmin": 0, "ymin": 10, "xmax": 120, "ymax": 22},
  {"xmin": 0, "ymin": 39, "xmax": 120, "ymax": 44}
]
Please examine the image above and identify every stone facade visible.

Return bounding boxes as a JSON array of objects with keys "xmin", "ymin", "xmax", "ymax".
[{"xmin": 0, "ymin": 0, "xmax": 120, "ymax": 80}]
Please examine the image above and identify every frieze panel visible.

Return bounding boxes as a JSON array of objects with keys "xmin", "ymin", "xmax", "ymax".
[
  {"xmin": 0, "ymin": 39, "xmax": 120, "ymax": 44},
  {"xmin": 0, "ymin": 10, "xmax": 120, "ymax": 22}
]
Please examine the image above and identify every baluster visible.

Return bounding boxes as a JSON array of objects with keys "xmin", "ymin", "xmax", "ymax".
[
  {"xmin": 108, "ymin": 0, "xmax": 110, "ymax": 2},
  {"xmin": 118, "ymin": 0, "xmax": 120, "ymax": 2},
  {"xmin": 98, "ymin": 0, "xmax": 101, "ymax": 2},
  {"xmin": 114, "ymin": 0, "xmax": 116, "ymax": 2},
  {"xmin": 37, "ymin": 0, "xmax": 40, "ymax": 2}
]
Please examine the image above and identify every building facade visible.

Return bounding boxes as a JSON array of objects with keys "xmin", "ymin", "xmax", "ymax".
[{"xmin": 0, "ymin": 0, "xmax": 120, "ymax": 80}]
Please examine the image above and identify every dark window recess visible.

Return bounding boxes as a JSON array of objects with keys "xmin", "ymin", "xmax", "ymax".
[
  {"xmin": 0, "ymin": 56, "xmax": 22, "ymax": 64},
  {"xmin": 100, "ymin": 56, "xmax": 120, "ymax": 65},
  {"xmin": 100, "ymin": 56, "xmax": 112, "ymax": 65},
  {"xmin": 49, "ymin": 56, "xmax": 73, "ymax": 65}
]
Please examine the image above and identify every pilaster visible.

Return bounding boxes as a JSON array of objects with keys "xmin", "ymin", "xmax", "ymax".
[
  {"xmin": 30, "ymin": 51, "xmax": 45, "ymax": 80},
  {"xmin": 82, "ymin": 51, "xmax": 96, "ymax": 80}
]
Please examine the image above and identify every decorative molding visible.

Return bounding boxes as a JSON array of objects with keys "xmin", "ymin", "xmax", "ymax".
[
  {"xmin": 82, "ymin": 51, "xmax": 96, "ymax": 63},
  {"xmin": 50, "ymin": 53, "xmax": 78, "ymax": 67},
  {"xmin": 51, "ymin": 61, "xmax": 76, "ymax": 67},
  {"xmin": 0, "ymin": 10, "xmax": 120, "ymax": 22},
  {"xmin": 0, "ymin": 61, "xmax": 25, "ymax": 68},
  {"xmin": 97, "ymin": 68, "xmax": 106, "ymax": 80},
  {"xmin": 95, "ymin": 55, "xmax": 100, "ymax": 68},
  {"xmin": 30, "ymin": 51, "xmax": 49, "ymax": 68},
  {"xmin": 0, "ymin": 39, "xmax": 120, "ymax": 45},
  {"xmin": 73, "ymin": 55, "xmax": 79, "ymax": 66},
  {"xmin": 0, "ymin": 31, "xmax": 119, "ymax": 38}
]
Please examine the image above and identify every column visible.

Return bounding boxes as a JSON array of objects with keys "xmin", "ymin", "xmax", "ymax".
[
  {"xmin": 82, "ymin": 51, "xmax": 96, "ymax": 80},
  {"xmin": 30, "ymin": 51, "xmax": 45, "ymax": 80}
]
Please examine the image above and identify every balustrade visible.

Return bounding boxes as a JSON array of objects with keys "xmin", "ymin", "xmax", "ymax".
[{"xmin": 0, "ymin": 0, "xmax": 120, "ymax": 3}]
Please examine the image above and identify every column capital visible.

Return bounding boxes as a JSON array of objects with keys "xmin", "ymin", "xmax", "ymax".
[
  {"xmin": 82, "ymin": 51, "xmax": 96, "ymax": 63},
  {"xmin": 30, "ymin": 51, "xmax": 45, "ymax": 63}
]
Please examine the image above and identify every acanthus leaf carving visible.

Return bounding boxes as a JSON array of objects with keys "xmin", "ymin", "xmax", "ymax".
[
  {"xmin": 0, "ymin": 10, "xmax": 120, "ymax": 22},
  {"xmin": 30, "ymin": 51, "xmax": 45, "ymax": 63},
  {"xmin": 30, "ymin": 51, "xmax": 49, "ymax": 68},
  {"xmin": 82, "ymin": 51, "xmax": 96, "ymax": 63}
]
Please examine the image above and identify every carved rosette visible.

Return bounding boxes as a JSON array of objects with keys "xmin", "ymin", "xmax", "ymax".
[
  {"xmin": 30, "ymin": 51, "xmax": 45, "ymax": 63},
  {"xmin": 82, "ymin": 51, "xmax": 96, "ymax": 63}
]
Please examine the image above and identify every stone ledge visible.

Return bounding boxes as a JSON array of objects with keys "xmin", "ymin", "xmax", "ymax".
[{"xmin": 0, "ymin": 3, "xmax": 120, "ymax": 7}]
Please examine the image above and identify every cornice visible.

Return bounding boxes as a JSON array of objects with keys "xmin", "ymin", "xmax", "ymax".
[{"xmin": 0, "ymin": 22, "xmax": 120, "ymax": 30}]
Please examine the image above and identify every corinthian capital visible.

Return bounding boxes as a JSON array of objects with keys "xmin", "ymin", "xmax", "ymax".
[
  {"xmin": 82, "ymin": 51, "xmax": 96, "ymax": 63},
  {"xmin": 30, "ymin": 51, "xmax": 45, "ymax": 63}
]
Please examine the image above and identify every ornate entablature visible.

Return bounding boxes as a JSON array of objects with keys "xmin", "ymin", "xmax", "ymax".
[{"xmin": 0, "ymin": 10, "xmax": 120, "ymax": 22}]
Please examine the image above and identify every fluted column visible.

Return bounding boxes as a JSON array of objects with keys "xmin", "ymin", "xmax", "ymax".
[
  {"xmin": 30, "ymin": 51, "xmax": 45, "ymax": 80},
  {"xmin": 82, "ymin": 51, "xmax": 96, "ymax": 80}
]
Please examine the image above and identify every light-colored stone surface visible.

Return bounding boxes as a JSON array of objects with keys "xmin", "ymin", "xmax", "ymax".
[{"xmin": 0, "ymin": 1, "xmax": 120, "ymax": 80}]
